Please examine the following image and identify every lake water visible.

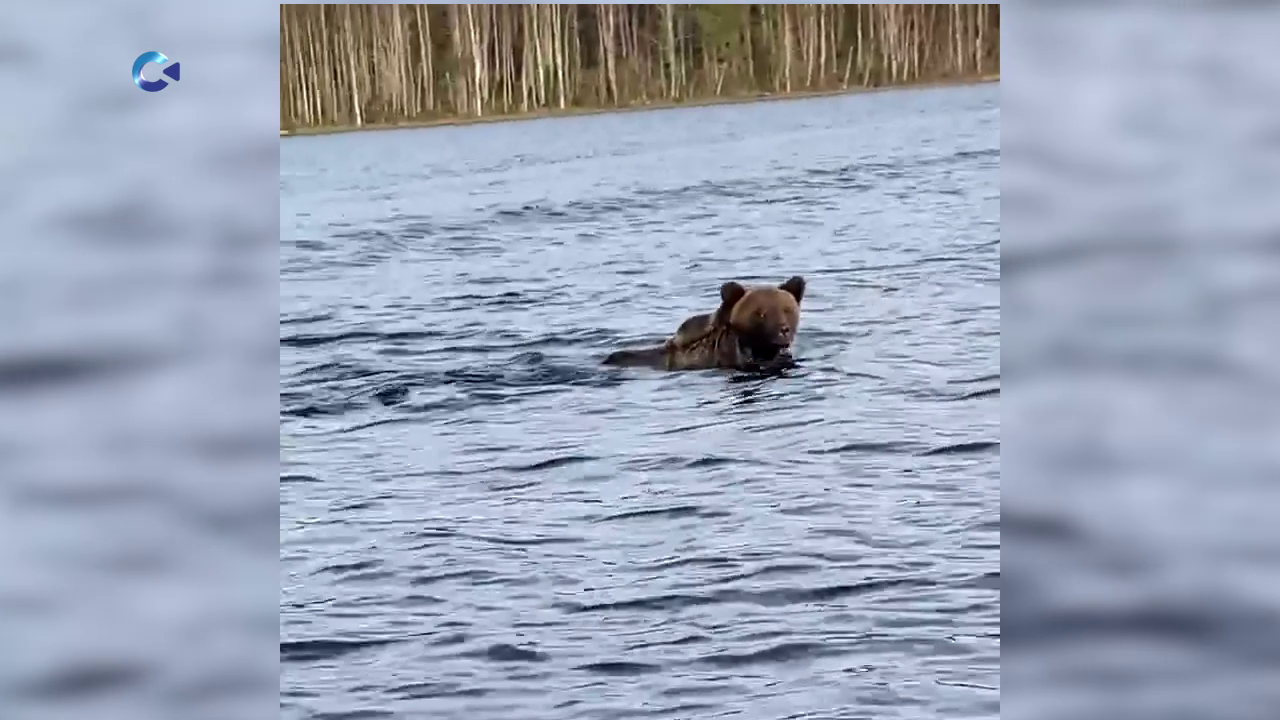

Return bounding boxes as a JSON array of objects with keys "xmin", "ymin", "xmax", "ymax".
[{"xmin": 280, "ymin": 83, "xmax": 1000, "ymax": 720}]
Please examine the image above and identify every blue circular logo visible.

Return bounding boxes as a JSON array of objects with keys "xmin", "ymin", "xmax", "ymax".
[{"xmin": 133, "ymin": 51, "xmax": 181, "ymax": 92}]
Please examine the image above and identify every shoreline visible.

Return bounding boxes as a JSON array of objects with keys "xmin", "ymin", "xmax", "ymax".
[{"xmin": 280, "ymin": 73, "xmax": 999, "ymax": 138}]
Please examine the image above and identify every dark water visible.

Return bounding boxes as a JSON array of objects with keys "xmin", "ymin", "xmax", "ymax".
[{"xmin": 280, "ymin": 84, "xmax": 999, "ymax": 719}]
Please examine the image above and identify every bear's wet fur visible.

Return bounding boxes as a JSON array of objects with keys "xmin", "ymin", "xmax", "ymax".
[{"xmin": 602, "ymin": 275, "xmax": 806, "ymax": 372}]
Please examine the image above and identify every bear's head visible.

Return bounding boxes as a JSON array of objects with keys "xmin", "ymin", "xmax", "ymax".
[{"xmin": 712, "ymin": 275, "xmax": 806, "ymax": 363}]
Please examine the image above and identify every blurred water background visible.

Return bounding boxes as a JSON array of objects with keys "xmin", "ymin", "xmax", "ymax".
[
  {"xmin": 1002, "ymin": 7, "xmax": 1280, "ymax": 720},
  {"xmin": 0, "ymin": 4, "xmax": 280, "ymax": 719},
  {"xmin": 6, "ymin": 3, "xmax": 1280, "ymax": 720}
]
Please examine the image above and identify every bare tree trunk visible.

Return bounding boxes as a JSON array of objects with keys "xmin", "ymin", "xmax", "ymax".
[
  {"xmin": 341, "ymin": 4, "xmax": 363, "ymax": 126},
  {"xmin": 818, "ymin": 4, "xmax": 827, "ymax": 88},
  {"xmin": 782, "ymin": 5, "xmax": 793, "ymax": 93},
  {"xmin": 663, "ymin": 4, "xmax": 677, "ymax": 99},
  {"xmin": 416, "ymin": 5, "xmax": 434, "ymax": 112},
  {"xmin": 976, "ymin": 3, "xmax": 986, "ymax": 74},
  {"xmin": 604, "ymin": 4, "xmax": 620, "ymax": 105},
  {"xmin": 554, "ymin": 4, "xmax": 567, "ymax": 108}
]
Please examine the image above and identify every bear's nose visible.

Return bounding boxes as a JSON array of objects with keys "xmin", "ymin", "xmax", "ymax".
[{"xmin": 778, "ymin": 324, "xmax": 791, "ymax": 338}]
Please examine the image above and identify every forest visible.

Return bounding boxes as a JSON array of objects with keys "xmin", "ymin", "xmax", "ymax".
[{"xmin": 280, "ymin": 4, "xmax": 999, "ymax": 133}]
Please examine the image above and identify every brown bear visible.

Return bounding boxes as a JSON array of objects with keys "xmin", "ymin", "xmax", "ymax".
[{"xmin": 602, "ymin": 275, "xmax": 806, "ymax": 371}]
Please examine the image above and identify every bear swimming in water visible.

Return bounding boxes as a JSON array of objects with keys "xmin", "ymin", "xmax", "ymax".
[{"xmin": 602, "ymin": 275, "xmax": 806, "ymax": 372}]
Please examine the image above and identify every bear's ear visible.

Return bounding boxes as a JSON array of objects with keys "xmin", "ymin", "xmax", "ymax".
[
  {"xmin": 720, "ymin": 281, "xmax": 746, "ymax": 305},
  {"xmin": 779, "ymin": 275, "xmax": 806, "ymax": 303},
  {"xmin": 714, "ymin": 281, "xmax": 747, "ymax": 323}
]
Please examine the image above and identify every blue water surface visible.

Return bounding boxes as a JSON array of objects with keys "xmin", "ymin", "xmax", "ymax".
[{"xmin": 280, "ymin": 83, "xmax": 999, "ymax": 720}]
